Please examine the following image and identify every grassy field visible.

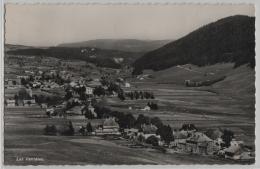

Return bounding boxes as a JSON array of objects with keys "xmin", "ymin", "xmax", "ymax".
[
  {"xmin": 106, "ymin": 64, "xmax": 255, "ymax": 148},
  {"xmin": 4, "ymin": 106, "xmax": 250, "ymax": 165}
]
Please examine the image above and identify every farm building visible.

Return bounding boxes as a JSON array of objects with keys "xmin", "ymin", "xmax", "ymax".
[
  {"xmin": 23, "ymin": 98, "xmax": 36, "ymax": 106},
  {"xmin": 141, "ymin": 124, "xmax": 157, "ymax": 134},
  {"xmin": 81, "ymin": 104, "xmax": 97, "ymax": 118},
  {"xmin": 95, "ymin": 117, "xmax": 120, "ymax": 136},
  {"xmin": 185, "ymin": 132, "xmax": 214, "ymax": 155},
  {"xmin": 66, "ymin": 106, "xmax": 83, "ymax": 116},
  {"xmin": 141, "ymin": 105, "xmax": 151, "ymax": 111},
  {"xmin": 123, "ymin": 128, "xmax": 139, "ymax": 139},
  {"xmin": 41, "ymin": 103, "xmax": 48, "ymax": 109},
  {"xmin": 85, "ymin": 86, "xmax": 94, "ymax": 95},
  {"xmin": 46, "ymin": 108, "xmax": 54, "ymax": 116},
  {"xmin": 5, "ymin": 99, "xmax": 16, "ymax": 107},
  {"xmin": 224, "ymin": 140, "xmax": 245, "ymax": 159},
  {"xmin": 171, "ymin": 132, "xmax": 215, "ymax": 155},
  {"xmin": 125, "ymin": 82, "xmax": 131, "ymax": 88}
]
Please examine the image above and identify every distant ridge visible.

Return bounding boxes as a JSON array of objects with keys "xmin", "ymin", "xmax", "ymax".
[
  {"xmin": 133, "ymin": 15, "xmax": 255, "ymax": 74},
  {"xmin": 58, "ymin": 39, "xmax": 172, "ymax": 52},
  {"xmin": 6, "ymin": 46, "xmax": 143, "ymax": 69}
]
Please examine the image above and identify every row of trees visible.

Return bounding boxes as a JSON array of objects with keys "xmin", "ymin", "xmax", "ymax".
[
  {"xmin": 93, "ymin": 83, "xmax": 123, "ymax": 97},
  {"xmin": 44, "ymin": 121, "xmax": 74, "ymax": 136},
  {"xmin": 34, "ymin": 94, "xmax": 62, "ymax": 106},
  {"xmin": 124, "ymin": 91, "xmax": 155, "ymax": 100},
  {"xmin": 79, "ymin": 122, "xmax": 93, "ymax": 136}
]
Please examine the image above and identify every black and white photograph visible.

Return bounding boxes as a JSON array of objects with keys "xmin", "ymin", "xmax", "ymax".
[{"xmin": 2, "ymin": 3, "xmax": 256, "ymax": 166}]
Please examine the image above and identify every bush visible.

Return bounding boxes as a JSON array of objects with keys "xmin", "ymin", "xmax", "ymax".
[
  {"xmin": 156, "ymin": 125, "xmax": 174, "ymax": 144},
  {"xmin": 60, "ymin": 121, "xmax": 74, "ymax": 136},
  {"xmin": 151, "ymin": 117, "xmax": 163, "ymax": 128},
  {"xmin": 44, "ymin": 125, "xmax": 57, "ymax": 135},
  {"xmin": 180, "ymin": 124, "xmax": 197, "ymax": 131},
  {"xmin": 146, "ymin": 135, "xmax": 159, "ymax": 146},
  {"xmin": 135, "ymin": 114, "xmax": 150, "ymax": 129},
  {"xmin": 86, "ymin": 122, "xmax": 93, "ymax": 133},
  {"xmin": 221, "ymin": 129, "xmax": 234, "ymax": 148}
]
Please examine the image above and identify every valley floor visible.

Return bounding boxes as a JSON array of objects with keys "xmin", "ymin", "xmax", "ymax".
[{"xmin": 4, "ymin": 81, "xmax": 255, "ymax": 165}]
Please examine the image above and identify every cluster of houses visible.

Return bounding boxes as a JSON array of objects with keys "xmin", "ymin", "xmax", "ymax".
[
  {"xmin": 124, "ymin": 126, "xmax": 254, "ymax": 161},
  {"xmin": 95, "ymin": 117, "xmax": 121, "ymax": 136},
  {"xmin": 83, "ymin": 118, "xmax": 254, "ymax": 162},
  {"xmin": 5, "ymin": 97, "xmax": 36, "ymax": 107},
  {"xmin": 5, "ymin": 87, "xmax": 36, "ymax": 107}
]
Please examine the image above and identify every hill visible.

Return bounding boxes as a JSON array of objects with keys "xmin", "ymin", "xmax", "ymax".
[
  {"xmin": 4, "ymin": 44, "xmax": 36, "ymax": 52},
  {"xmin": 6, "ymin": 46, "xmax": 143, "ymax": 69},
  {"xmin": 59, "ymin": 39, "xmax": 172, "ymax": 52},
  {"xmin": 139, "ymin": 63, "xmax": 254, "ymax": 100},
  {"xmin": 133, "ymin": 15, "xmax": 255, "ymax": 74}
]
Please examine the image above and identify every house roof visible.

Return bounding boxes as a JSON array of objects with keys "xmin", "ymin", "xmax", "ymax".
[
  {"xmin": 224, "ymin": 144, "xmax": 241, "ymax": 154},
  {"xmin": 141, "ymin": 124, "xmax": 157, "ymax": 133},
  {"xmin": 6, "ymin": 99, "xmax": 15, "ymax": 103},
  {"xmin": 187, "ymin": 132, "xmax": 212, "ymax": 143},
  {"xmin": 66, "ymin": 106, "xmax": 82, "ymax": 114},
  {"xmin": 173, "ymin": 130, "xmax": 189, "ymax": 139},
  {"xmin": 103, "ymin": 118, "xmax": 119, "ymax": 127}
]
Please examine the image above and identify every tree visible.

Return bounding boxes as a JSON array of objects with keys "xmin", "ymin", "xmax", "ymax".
[
  {"xmin": 122, "ymin": 113, "xmax": 136, "ymax": 129},
  {"xmin": 94, "ymin": 105, "xmax": 110, "ymax": 119},
  {"xmin": 79, "ymin": 126, "xmax": 86, "ymax": 136},
  {"xmin": 150, "ymin": 93, "xmax": 155, "ymax": 99},
  {"xmin": 134, "ymin": 91, "xmax": 140, "ymax": 99},
  {"xmin": 65, "ymin": 91, "xmax": 73, "ymax": 100},
  {"xmin": 180, "ymin": 124, "xmax": 197, "ymax": 131},
  {"xmin": 151, "ymin": 117, "xmax": 163, "ymax": 128},
  {"xmin": 132, "ymin": 68, "xmax": 143, "ymax": 76},
  {"xmin": 135, "ymin": 114, "xmax": 150, "ymax": 129},
  {"xmin": 14, "ymin": 94, "xmax": 18, "ymax": 105},
  {"xmin": 79, "ymin": 93, "xmax": 87, "ymax": 101},
  {"xmin": 18, "ymin": 88, "xmax": 30, "ymax": 100},
  {"xmin": 221, "ymin": 129, "xmax": 234, "ymax": 148},
  {"xmin": 93, "ymin": 86, "xmax": 105, "ymax": 96},
  {"xmin": 44, "ymin": 125, "xmax": 57, "ymax": 135},
  {"xmin": 86, "ymin": 122, "xmax": 93, "ymax": 133},
  {"xmin": 21, "ymin": 78, "xmax": 28, "ymax": 86},
  {"xmin": 60, "ymin": 121, "xmax": 74, "ymax": 136},
  {"xmin": 84, "ymin": 109, "xmax": 94, "ymax": 119},
  {"xmin": 118, "ymin": 92, "xmax": 125, "ymax": 101},
  {"xmin": 157, "ymin": 125, "xmax": 174, "ymax": 144},
  {"xmin": 148, "ymin": 102, "xmax": 158, "ymax": 110}
]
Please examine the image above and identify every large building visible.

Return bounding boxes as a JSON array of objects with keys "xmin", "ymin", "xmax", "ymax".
[
  {"xmin": 5, "ymin": 99, "xmax": 16, "ymax": 107},
  {"xmin": 95, "ymin": 117, "xmax": 120, "ymax": 136},
  {"xmin": 85, "ymin": 86, "xmax": 94, "ymax": 95}
]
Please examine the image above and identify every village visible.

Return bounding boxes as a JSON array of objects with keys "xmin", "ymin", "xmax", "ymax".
[{"xmin": 4, "ymin": 54, "xmax": 255, "ymax": 164}]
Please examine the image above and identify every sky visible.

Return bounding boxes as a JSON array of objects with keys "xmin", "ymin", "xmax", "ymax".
[{"xmin": 5, "ymin": 4, "xmax": 254, "ymax": 46}]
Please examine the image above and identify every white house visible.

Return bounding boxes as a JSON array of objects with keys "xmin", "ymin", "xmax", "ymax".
[
  {"xmin": 85, "ymin": 86, "xmax": 94, "ymax": 95},
  {"xmin": 125, "ymin": 82, "xmax": 131, "ymax": 88},
  {"xmin": 141, "ymin": 105, "xmax": 151, "ymax": 111},
  {"xmin": 5, "ymin": 99, "xmax": 16, "ymax": 107},
  {"xmin": 23, "ymin": 99, "xmax": 36, "ymax": 106}
]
